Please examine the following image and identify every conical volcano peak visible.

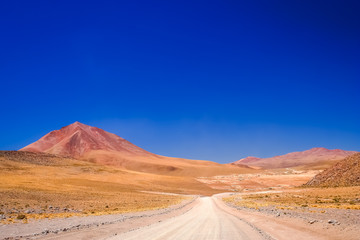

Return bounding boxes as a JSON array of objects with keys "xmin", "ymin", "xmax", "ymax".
[
  {"xmin": 20, "ymin": 122, "xmax": 153, "ymax": 158},
  {"xmin": 69, "ymin": 121, "xmax": 85, "ymax": 127},
  {"xmin": 62, "ymin": 121, "xmax": 91, "ymax": 131}
]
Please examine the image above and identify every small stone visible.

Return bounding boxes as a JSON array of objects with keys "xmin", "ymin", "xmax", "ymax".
[
  {"xmin": 328, "ymin": 219, "xmax": 337, "ymax": 224},
  {"xmin": 309, "ymin": 220, "xmax": 316, "ymax": 224},
  {"xmin": 276, "ymin": 213, "xmax": 280, "ymax": 217}
]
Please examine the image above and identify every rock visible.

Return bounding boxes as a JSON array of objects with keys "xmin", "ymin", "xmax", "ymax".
[
  {"xmin": 276, "ymin": 213, "xmax": 280, "ymax": 217},
  {"xmin": 309, "ymin": 220, "xmax": 317, "ymax": 224},
  {"xmin": 25, "ymin": 210, "xmax": 31, "ymax": 214},
  {"xmin": 11, "ymin": 209, "xmax": 19, "ymax": 214},
  {"xmin": 42, "ymin": 229, "xmax": 49, "ymax": 234},
  {"xmin": 328, "ymin": 219, "xmax": 337, "ymax": 224}
]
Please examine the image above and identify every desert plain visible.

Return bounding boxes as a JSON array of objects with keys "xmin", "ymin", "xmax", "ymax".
[{"xmin": 1, "ymin": 122, "xmax": 359, "ymax": 240}]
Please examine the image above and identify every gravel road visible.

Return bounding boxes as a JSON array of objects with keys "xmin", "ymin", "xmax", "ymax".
[
  {"xmin": 106, "ymin": 197, "xmax": 265, "ymax": 240},
  {"xmin": 2, "ymin": 194, "xmax": 355, "ymax": 240}
]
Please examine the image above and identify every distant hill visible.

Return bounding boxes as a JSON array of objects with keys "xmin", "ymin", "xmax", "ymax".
[
  {"xmin": 232, "ymin": 147, "xmax": 357, "ymax": 169},
  {"xmin": 304, "ymin": 153, "xmax": 360, "ymax": 187}
]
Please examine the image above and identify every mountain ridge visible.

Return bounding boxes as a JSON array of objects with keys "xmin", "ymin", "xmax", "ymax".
[{"xmin": 232, "ymin": 147, "xmax": 357, "ymax": 169}]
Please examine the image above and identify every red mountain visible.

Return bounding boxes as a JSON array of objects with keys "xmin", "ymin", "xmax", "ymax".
[
  {"xmin": 233, "ymin": 147, "xmax": 357, "ymax": 169},
  {"xmin": 20, "ymin": 121, "xmax": 153, "ymax": 158},
  {"xmin": 20, "ymin": 122, "xmax": 253, "ymax": 176}
]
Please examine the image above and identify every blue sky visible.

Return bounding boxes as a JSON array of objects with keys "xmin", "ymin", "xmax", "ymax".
[{"xmin": 1, "ymin": 0, "xmax": 359, "ymax": 163}]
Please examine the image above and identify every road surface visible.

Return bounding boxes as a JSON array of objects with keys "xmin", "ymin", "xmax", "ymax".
[
  {"xmin": 3, "ymin": 194, "xmax": 346, "ymax": 240},
  {"xmin": 106, "ymin": 197, "xmax": 265, "ymax": 240}
]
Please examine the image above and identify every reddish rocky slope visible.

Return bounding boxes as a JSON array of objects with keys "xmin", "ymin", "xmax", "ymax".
[
  {"xmin": 20, "ymin": 121, "xmax": 153, "ymax": 158},
  {"xmin": 304, "ymin": 153, "xmax": 360, "ymax": 187},
  {"xmin": 20, "ymin": 122, "xmax": 253, "ymax": 176}
]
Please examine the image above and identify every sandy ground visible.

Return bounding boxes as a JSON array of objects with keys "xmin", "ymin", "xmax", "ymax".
[
  {"xmin": 196, "ymin": 170, "xmax": 318, "ymax": 192},
  {"xmin": 0, "ymin": 197, "xmax": 196, "ymax": 240},
  {"xmin": 217, "ymin": 193, "xmax": 359, "ymax": 240},
  {"xmin": 1, "ymin": 193, "xmax": 358, "ymax": 240}
]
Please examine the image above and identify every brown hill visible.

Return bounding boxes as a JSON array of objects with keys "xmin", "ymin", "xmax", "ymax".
[
  {"xmin": 20, "ymin": 122, "xmax": 253, "ymax": 176},
  {"xmin": 0, "ymin": 150, "xmax": 223, "ymax": 223},
  {"xmin": 0, "ymin": 150, "xmax": 219, "ymax": 195},
  {"xmin": 233, "ymin": 147, "xmax": 357, "ymax": 169},
  {"xmin": 304, "ymin": 153, "xmax": 360, "ymax": 187}
]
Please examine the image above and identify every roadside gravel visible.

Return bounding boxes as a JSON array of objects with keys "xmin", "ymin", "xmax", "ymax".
[
  {"xmin": 0, "ymin": 196, "xmax": 197, "ymax": 240},
  {"xmin": 220, "ymin": 193, "xmax": 360, "ymax": 240}
]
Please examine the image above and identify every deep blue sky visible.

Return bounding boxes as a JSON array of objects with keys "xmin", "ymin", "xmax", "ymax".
[{"xmin": 1, "ymin": 0, "xmax": 359, "ymax": 163}]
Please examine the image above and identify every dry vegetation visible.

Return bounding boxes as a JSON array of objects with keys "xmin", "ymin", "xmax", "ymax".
[
  {"xmin": 0, "ymin": 151, "xmax": 220, "ymax": 224},
  {"xmin": 223, "ymin": 187, "xmax": 360, "ymax": 210},
  {"xmin": 0, "ymin": 189, "xmax": 185, "ymax": 224}
]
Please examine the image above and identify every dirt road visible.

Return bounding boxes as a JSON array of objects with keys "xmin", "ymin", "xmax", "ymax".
[
  {"xmin": 106, "ymin": 197, "xmax": 265, "ymax": 240},
  {"xmin": 2, "ymin": 194, "xmax": 349, "ymax": 240}
]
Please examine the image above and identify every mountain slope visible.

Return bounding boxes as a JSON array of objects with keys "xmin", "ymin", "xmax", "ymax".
[
  {"xmin": 20, "ymin": 122, "xmax": 253, "ymax": 176},
  {"xmin": 304, "ymin": 153, "xmax": 360, "ymax": 187},
  {"xmin": 20, "ymin": 121, "xmax": 153, "ymax": 158},
  {"xmin": 233, "ymin": 147, "xmax": 357, "ymax": 169}
]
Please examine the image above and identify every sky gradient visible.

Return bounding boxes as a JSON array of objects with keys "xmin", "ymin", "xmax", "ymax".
[{"xmin": 1, "ymin": 0, "xmax": 359, "ymax": 163}]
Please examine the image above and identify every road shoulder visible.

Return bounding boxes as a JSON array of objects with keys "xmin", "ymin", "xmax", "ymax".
[
  {"xmin": 0, "ymin": 196, "xmax": 198, "ymax": 240},
  {"xmin": 216, "ymin": 193, "xmax": 358, "ymax": 240}
]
